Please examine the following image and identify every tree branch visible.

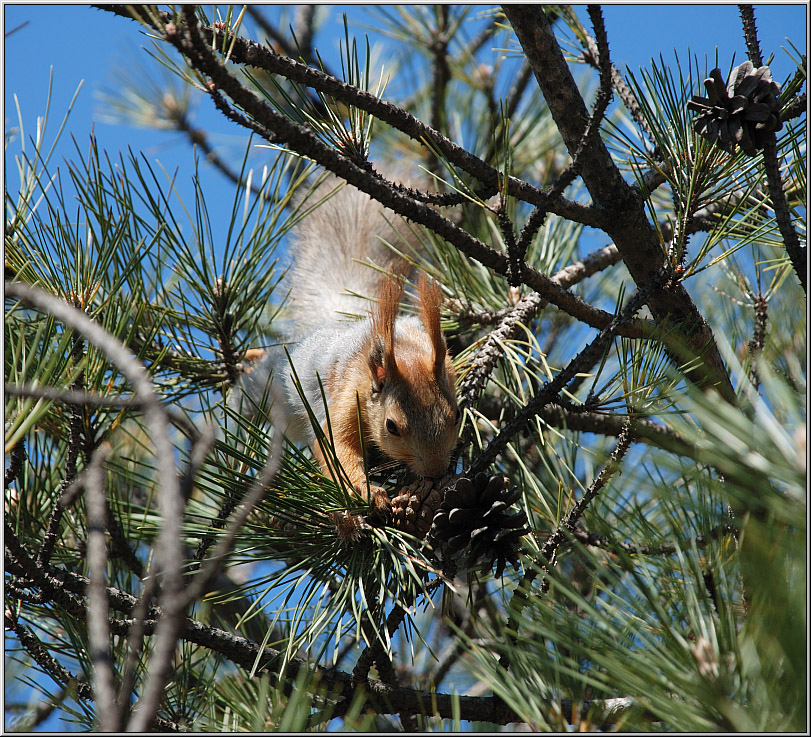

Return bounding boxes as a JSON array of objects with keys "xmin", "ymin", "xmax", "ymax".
[
  {"xmin": 146, "ymin": 6, "xmax": 656, "ymax": 341},
  {"xmin": 4, "ymin": 280, "xmax": 185, "ymax": 734},
  {"xmin": 502, "ymin": 4, "xmax": 736, "ymax": 404},
  {"xmin": 738, "ymin": 5, "xmax": 806, "ymax": 293},
  {"xmin": 84, "ymin": 444, "xmax": 118, "ymax": 731},
  {"xmin": 94, "ymin": 3, "xmax": 607, "ymax": 230},
  {"xmin": 468, "ymin": 289, "xmax": 647, "ymax": 476},
  {"xmin": 459, "ymin": 243, "xmax": 625, "ymax": 408},
  {"xmin": 6, "ymin": 533, "xmax": 642, "ymax": 729},
  {"xmin": 569, "ymin": 523, "xmax": 737, "ymax": 557},
  {"xmin": 500, "ymin": 420, "xmax": 635, "ymax": 670}
]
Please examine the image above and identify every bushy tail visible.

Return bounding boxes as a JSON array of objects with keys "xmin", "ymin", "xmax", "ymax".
[{"xmin": 286, "ymin": 174, "xmax": 422, "ymax": 333}]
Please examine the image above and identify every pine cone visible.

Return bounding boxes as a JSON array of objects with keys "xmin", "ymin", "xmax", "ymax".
[
  {"xmin": 390, "ymin": 475, "xmax": 454, "ymax": 539},
  {"xmin": 687, "ymin": 61, "xmax": 783, "ymax": 156},
  {"xmin": 429, "ymin": 473, "xmax": 529, "ymax": 578}
]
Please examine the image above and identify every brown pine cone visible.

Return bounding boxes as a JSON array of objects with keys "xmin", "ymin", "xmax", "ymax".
[
  {"xmin": 390, "ymin": 474, "xmax": 457, "ymax": 539},
  {"xmin": 430, "ymin": 472, "xmax": 529, "ymax": 577},
  {"xmin": 687, "ymin": 61, "xmax": 783, "ymax": 156}
]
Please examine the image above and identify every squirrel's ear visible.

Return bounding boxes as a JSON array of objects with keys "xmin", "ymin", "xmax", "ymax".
[
  {"xmin": 368, "ymin": 337, "xmax": 388, "ymax": 392},
  {"xmin": 370, "ymin": 273, "xmax": 403, "ymax": 389},
  {"xmin": 417, "ymin": 273, "xmax": 447, "ymax": 377}
]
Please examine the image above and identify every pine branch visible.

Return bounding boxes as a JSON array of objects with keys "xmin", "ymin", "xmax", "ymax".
[
  {"xmin": 94, "ymin": 3, "xmax": 607, "ymax": 229},
  {"xmin": 737, "ymin": 5, "xmax": 805, "ymax": 292},
  {"xmin": 6, "ymin": 538, "xmax": 640, "ymax": 728},
  {"xmin": 5, "ymin": 615, "xmax": 92, "ymax": 701},
  {"xmin": 747, "ymin": 293, "xmax": 769, "ymax": 390},
  {"xmin": 760, "ymin": 137, "xmax": 807, "ymax": 293},
  {"xmin": 503, "ymin": 4, "xmax": 736, "ymax": 404},
  {"xmin": 459, "ymin": 243, "xmax": 624, "ymax": 407},
  {"xmin": 5, "ymin": 280, "xmax": 186, "ymax": 734},
  {"xmin": 149, "ymin": 7, "xmax": 656, "ymax": 340},
  {"xmin": 468, "ymin": 289, "xmax": 647, "ymax": 476},
  {"xmin": 499, "ymin": 420, "xmax": 635, "ymax": 672},
  {"xmin": 535, "ymin": 400, "xmax": 693, "ymax": 457},
  {"xmin": 246, "ymin": 4, "xmax": 332, "ymax": 77}
]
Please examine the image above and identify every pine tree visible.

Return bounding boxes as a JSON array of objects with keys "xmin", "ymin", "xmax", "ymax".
[{"xmin": 5, "ymin": 5, "xmax": 806, "ymax": 732}]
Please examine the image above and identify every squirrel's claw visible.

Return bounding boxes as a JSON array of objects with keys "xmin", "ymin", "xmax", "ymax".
[{"xmin": 362, "ymin": 484, "xmax": 392, "ymax": 526}]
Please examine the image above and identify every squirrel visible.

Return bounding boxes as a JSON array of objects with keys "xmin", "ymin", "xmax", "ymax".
[{"xmin": 234, "ymin": 175, "xmax": 460, "ymax": 512}]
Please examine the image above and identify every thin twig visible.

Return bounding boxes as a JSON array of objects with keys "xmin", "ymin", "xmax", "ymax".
[
  {"xmin": 4, "ymin": 382, "xmax": 200, "ymax": 440},
  {"xmin": 569, "ymin": 523, "xmax": 737, "ymax": 558},
  {"xmin": 4, "ymin": 438, "xmax": 26, "ymax": 489},
  {"xmin": 39, "ymin": 334, "xmax": 85, "ymax": 568},
  {"xmin": 738, "ymin": 5, "xmax": 763, "ymax": 68},
  {"xmin": 760, "ymin": 137, "xmax": 806, "ymax": 293},
  {"xmin": 738, "ymin": 5, "xmax": 806, "ymax": 293},
  {"xmin": 173, "ymin": 108, "xmax": 264, "ymax": 194},
  {"xmin": 5, "ymin": 615, "xmax": 92, "ymax": 700},
  {"xmin": 571, "ymin": 5, "xmax": 657, "ymax": 151},
  {"xmin": 508, "ymin": 5, "xmax": 615, "ymax": 266}
]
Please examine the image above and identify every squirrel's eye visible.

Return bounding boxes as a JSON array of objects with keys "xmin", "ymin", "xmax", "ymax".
[{"xmin": 386, "ymin": 418, "xmax": 400, "ymax": 436}]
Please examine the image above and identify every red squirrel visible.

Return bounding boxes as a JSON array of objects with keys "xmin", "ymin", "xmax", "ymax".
[{"xmin": 235, "ymin": 175, "xmax": 460, "ymax": 511}]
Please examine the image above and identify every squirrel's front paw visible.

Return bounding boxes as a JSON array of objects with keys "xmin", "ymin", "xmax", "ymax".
[{"xmin": 368, "ymin": 484, "xmax": 392, "ymax": 514}]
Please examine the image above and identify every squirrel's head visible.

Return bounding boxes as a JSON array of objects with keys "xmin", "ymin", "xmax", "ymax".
[{"xmin": 367, "ymin": 274, "xmax": 460, "ymax": 478}]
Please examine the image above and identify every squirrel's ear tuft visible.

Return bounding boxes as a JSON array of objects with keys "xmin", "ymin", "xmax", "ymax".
[
  {"xmin": 417, "ymin": 273, "xmax": 447, "ymax": 376},
  {"xmin": 372, "ymin": 273, "xmax": 403, "ymax": 376}
]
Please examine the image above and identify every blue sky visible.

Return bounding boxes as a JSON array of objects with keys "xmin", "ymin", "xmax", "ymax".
[{"xmin": 3, "ymin": 2, "xmax": 807, "ymax": 732}]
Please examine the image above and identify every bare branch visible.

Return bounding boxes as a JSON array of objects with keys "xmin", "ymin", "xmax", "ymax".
[
  {"xmin": 4, "ymin": 280, "xmax": 184, "ymax": 734},
  {"xmin": 570, "ymin": 523, "xmax": 737, "ymax": 557},
  {"xmin": 738, "ymin": 5, "xmax": 764, "ymax": 67},
  {"xmin": 84, "ymin": 443, "xmax": 118, "ymax": 731}
]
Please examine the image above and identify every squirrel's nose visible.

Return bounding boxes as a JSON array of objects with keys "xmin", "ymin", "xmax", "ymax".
[{"xmin": 420, "ymin": 457, "xmax": 451, "ymax": 479}]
